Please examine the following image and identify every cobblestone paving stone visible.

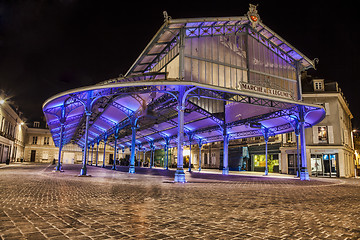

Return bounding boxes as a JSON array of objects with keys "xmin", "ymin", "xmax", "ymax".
[{"xmin": 0, "ymin": 163, "xmax": 359, "ymax": 239}]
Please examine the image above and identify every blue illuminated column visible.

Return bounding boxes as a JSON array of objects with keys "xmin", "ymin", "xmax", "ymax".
[
  {"xmin": 164, "ymin": 138, "xmax": 170, "ymax": 170},
  {"xmin": 56, "ymin": 106, "xmax": 66, "ymax": 172},
  {"xmin": 222, "ymin": 130, "xmax": 229, "ymax": 175},
  {"xmin": 112, "ymin": 133, "xmax": 118, "ymax": 170},
  {"xmin": 122, "ymin": 147, "xmax": 125, "ymax": 164},
  {"xmin": 163, "ymin": 144, "xmax": 166, "ymax": 169},
  {"xmin": 90, "ymin": 143, "xmax": 94, "ymax": 166},
  {"xmin": 151, "ymin": 145, "xmax": 155, "ymax": 168},
  {"xmin": 188, "ymin": 133, "xmax": 193, "ymax": 172},
  {"xmin": 129, "ymin": 123, "xmax": 137, "ymax": 174},
  {"xmin": 149, "ymin": 141, "xmax": 154, "ymax": 169},
  {"xmin": 263, "ymin": 127, "xmax": 269, "ymax": 176},
  {"xmin": 174, "ymin": 87, "xmax": 186, "ymax": 183},
  {"xmin": 56, "ymin": 122, "xmax": 64, "ymax": 171},
  {"xmin": 137, "ymin": 143, "xmax": 142, "ymax": 167},
  {"xmin": 299, "ymin": 106, "xmax": 310, "ymax": 180},
  {"xmin": 95, "ymin": 138, "xmax": 100, "ymax": 167},
  {"xmin": 149, "ymin": 148, "xmax": 153, "ymax": 168},
  {"xmin": 102, "ymin": 133, "xmax": 108, "ymax": 168},
  {"xmin": 294, "ymin": 122, "xmax": 300, "ymax": 177},
  {"xmin": 143, "ymin": 148, "xmax": 146, "ymax": 168},
  {"xmin": 87, "ymin": 145, "xmax": 90, "ymax": 165},
  {"xmin": 80, "ymin": 112, "xmax": 91, "ymax": 176},
  {"xmin": 295, "ymin": 62, "xmax": 309, "ymax": 180},
  {"xmin": 198, "ymin": 139, "xmax": 203, "ymax": 172}
]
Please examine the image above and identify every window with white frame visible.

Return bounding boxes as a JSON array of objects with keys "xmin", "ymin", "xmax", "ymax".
[
  {"xmin": 32, "ymin": 136, "xmax": 38, "ymax": 145},
  {"xmin": 317, "ymin": 126, "xmax": 328, "ymax": 143},
  {"xmin": 313, "ymin": 79, "xmax": 324, "ymax": 91}
]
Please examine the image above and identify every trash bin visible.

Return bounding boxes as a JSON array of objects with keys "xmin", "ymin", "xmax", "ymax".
[{"xmin": 5, "ymin": 159, "xmax": 10, "ymax": 165}]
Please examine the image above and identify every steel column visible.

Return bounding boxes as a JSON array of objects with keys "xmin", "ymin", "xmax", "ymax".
[
  {"xmin": 222, "ymin": 131, "xmax": 229, "ymax": 175},
  {"xmin": 95, "ymin": 139, "xmax": 100, "ymax": 167},
  {"xmin": 299, "ymin": 106, "xmax": 310, "ymax": 180},
  {"xmin": 295, "ymin": 126, "xmax": 300, "ymax": 178},
  {"xmin": 122, "ymin": 147, "xmax": 125, "ymax": 164},
  {"xmin": 262, "ymin": 127, "xmax": 270, "ymax": 176},
  {"xmin": 80, "ymin": 112, "xmax": 91, "ymax": 176},
  {"xmin": 174, "ymin": 87, "xmax": 186, "ymax": 182},
  {"xmin": 112, "ymin": 136, "xmax": 117, "ymax": 170},
  {"xmin": 129, "ymin": 125, "xmax": 136, "ymax": 174},
  {"xmin": 151, "ymin": 145, "xmax": 155, "ymax": 168},
  {"xmin": 90, "ymin": 143, "xmax": 94, "ymax": 166},
  {"xmin": 165, "ymin": 137, "xmax": 170, "ymax": 170},
  {"xmin": 149, "ymin": 141, "xmax": 154, "ymax": 168},
  {"xmin": 137, "ymin": 145, "xmax": 141, "ymax": 167},
  {"xmin": 143, "ymin": 149, "xmax": 146, "ymax": 168},
  {"xmin": 56, "ymin": 123, "xmax": 64, "ymax": 171},
  {"xmin": 198, "ymin": 139, "xmax": 203, "ymax": 172},
  {"xmin": 188, "ymin": 133, "xmax": 193, "ymax": 172},
  {"xmin": 165, "ymin": 144, "xmax": 169, "ymax": 170},
  {"xmin": 102, "ymin": 134, "xmax": 108, "ymax": 168}
]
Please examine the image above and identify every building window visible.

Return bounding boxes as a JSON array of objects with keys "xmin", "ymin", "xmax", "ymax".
[
  {"xmin": 32, "ymin": 136, "xmax": 38, "ymax": 145},
  {"xmin": 318, "ymin": 126, "xmax": 328, "ymax": 143},
  {"xmin": 313, "ymin": 79, "xmax": 324, "ymax": 91},
  {"xmin": 286, "ymin": 132, "xmax": 293, "ymax": 143},
  {"xmin": 33, "ymin": 121, "xmax": 40, "ymax": 128},
  {"xmin": 44, "ymin": 137, "xmax": 50, "ymax": 145},
  {"xmin": 315, "ymin": 82, "xmax": 322, "ymax": 90}
]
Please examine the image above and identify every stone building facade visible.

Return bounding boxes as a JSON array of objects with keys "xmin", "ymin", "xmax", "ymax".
[
  {"xmin": 280, "ymin": 77, "xmax": 355, "ymax": 177},
  {"xmin": 24, "ymin": 122, "xmax": 115, "ymax": 166},
  {"xmin": 0, "ymin": 97, "xmax": 27, "ymax": 163}
]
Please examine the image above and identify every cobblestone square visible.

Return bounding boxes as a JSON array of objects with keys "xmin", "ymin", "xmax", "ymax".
[{"xmin": 0, "ymin": 163, "xmax": 359, "ymax": 239}]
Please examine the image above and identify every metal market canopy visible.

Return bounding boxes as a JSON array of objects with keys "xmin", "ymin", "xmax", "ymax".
[
  {"xmin": 126, "ymin": 15, "xmax": 315, "ymax": 76},
  {"xmin": 43, "ymin": 7, "xmax": 325, "ymax": 179}
]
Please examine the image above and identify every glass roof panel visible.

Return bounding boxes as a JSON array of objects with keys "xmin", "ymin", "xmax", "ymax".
[{"xmin": 186, "ymin": 22, "xmax": 202, "ymax": 27}]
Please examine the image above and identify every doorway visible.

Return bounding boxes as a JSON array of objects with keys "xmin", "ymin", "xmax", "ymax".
[
  {"xmin": 287, "ymin": 154, "xmax": 300, "ymax": 175},
  {"xmin": 323, "ymin": 154, "xmax": 337, "ymax": 177},
  {"xmin": 30, "ymin": 150, "xmax": 36, "ymax": 162},
  {"xmin": 109, "ymin": 154, "xmax": 113, "ymax": 165}
]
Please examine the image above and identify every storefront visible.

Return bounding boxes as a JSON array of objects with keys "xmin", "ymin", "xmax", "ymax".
[
  {"xmin": 249, "ymin": 143, "xmax": 280, "ymax": 173},
  {"xmin": 282, "ymin": 148, "xmax": 341, "ymax": 177},
  {"xmin": 310, "ymin": 149, "xmax": 339, "ymax": 177},
  {"xmin": 252, "ymin": 154, "xmax": 280, "ymax": 173}
]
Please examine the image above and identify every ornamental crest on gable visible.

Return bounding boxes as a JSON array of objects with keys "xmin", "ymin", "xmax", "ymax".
[{"xmin": 247, "ymin": 4, "xmax": 260, "ymax": 28}]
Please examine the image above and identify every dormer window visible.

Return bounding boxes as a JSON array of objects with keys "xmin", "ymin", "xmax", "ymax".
[
  {"xmin": 313, "ymin": 79, "xmax": 324, "ymax": 91},
  {"xmin": 33, "ymin": 121, "xmax": 40, "ymax": 128}
]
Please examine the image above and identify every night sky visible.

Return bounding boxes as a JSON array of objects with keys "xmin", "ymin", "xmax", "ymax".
[{"xmin": 0, "ymin": 1, "xmax": 359, "ymax": 127}]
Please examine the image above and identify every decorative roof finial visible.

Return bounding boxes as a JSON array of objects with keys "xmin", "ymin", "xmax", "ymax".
[
  {"xmin": 163, "ymin": 11, "xmax": 171, "ymax": 22},
  {"xmin": 247, "ymin": 4, "xmax": 260, "ymax": 28}
]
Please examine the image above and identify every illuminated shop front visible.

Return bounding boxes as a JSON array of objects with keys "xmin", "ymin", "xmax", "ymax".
[
  {"xmin": 249, "ymin": 143, "xmax": 280, "ymax": 173},
  {"xmin": 311, "ymin": 153, "xmax": 337, "ymax": 177},
  {"xmin": 253, "ymin": 154, "xmax": 279, "ymax": 173},
  {"xmin": 309, "ymin": 147, "xmax": 340, "ymax": 177}
]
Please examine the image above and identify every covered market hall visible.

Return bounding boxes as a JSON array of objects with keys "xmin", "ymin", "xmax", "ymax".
[{"xmin": 42, "ymin": 5, "xmax": 325, "ymax": 182}]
